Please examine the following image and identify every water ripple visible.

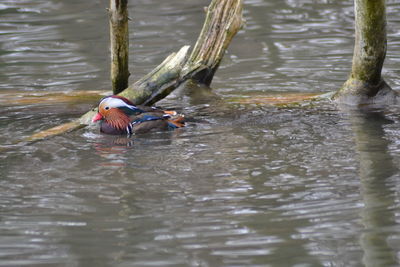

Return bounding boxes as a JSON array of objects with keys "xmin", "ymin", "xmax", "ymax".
[{"xmin": 2, "ymin": 0, "xmax": 400, "ymax": 266}]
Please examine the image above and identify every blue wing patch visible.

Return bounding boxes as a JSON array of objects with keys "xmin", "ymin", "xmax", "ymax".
[
  {"xmin": 167, "ymin": 122, "xmax": 179, "ymax": 129},
  {"xmin": 131, "ymin": 115, "xmax": 164, "ymax": 125}
]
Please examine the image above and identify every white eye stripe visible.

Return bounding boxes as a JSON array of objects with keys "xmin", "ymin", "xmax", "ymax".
[{"xmin": 100, "ymin": 97, "xmax": 136, "ymax": 110}]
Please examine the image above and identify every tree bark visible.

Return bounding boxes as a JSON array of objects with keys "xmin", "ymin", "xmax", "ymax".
[
  {"xmin": 334, "ymin": 0, "xmax": 397, "ymax": 103},
  {"xmin": 109, "ymin": 0, "xmax": 130, "ymax": 94}
]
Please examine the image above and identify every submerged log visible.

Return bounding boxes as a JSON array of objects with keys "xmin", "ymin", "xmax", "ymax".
[
  {"xmin": 26, "ymin": 0, "xmax": 244, "ymax": 141},
  {"xmin": 0, "ymin": 90, "xmax": 106, "ymax": 106},
  {"xmin": 333, "ymin": 0, "xmax": 397, "ymax": 104},
  {"xmin": 109, "ymin": 0, "xmax": 130, "ymax": 94}
]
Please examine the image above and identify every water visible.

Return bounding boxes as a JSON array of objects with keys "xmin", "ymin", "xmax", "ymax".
[{"xmin": 1, "ymin": 0, "xmax": 400, "ymax": 266}]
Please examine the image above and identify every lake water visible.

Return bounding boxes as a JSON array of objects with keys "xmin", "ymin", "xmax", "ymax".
[{"xmin": 1, "ymin": 0, "xmax": 400, "ymax": 266}]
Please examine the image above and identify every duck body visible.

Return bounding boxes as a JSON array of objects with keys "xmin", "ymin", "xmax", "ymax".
[{"xmin": 92, "ymin": 96, "xmax": 184, "ymax": 135}]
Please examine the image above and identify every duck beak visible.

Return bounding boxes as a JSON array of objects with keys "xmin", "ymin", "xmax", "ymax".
[{"xmin": 92, "ymin": 112, "xmax": 103, "ymax": 122}]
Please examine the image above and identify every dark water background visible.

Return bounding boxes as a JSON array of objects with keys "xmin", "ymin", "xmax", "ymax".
[{"xmin": 1, "ymin": 0, "xmax": 400, "ymax": 266}]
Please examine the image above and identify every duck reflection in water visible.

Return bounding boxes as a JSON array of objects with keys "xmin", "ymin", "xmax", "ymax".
[{"xmin": 91, "ymin": 127, "xmax": 184, "ymax": 168}]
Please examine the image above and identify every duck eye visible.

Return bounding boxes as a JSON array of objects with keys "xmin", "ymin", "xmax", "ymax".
[{"xmin": 105, "ymin": 106, "xmax": 110, "ymax": 110}]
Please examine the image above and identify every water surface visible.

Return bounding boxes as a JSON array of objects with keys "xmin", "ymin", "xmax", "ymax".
[{"xmin": 1, "ymin": 0, "xmax": 400, "ymax": 266}]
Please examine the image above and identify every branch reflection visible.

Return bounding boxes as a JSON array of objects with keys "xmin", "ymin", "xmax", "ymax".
[{"xmin": 349, "ymin": 109, "xmax": 398, "ymax": 266}]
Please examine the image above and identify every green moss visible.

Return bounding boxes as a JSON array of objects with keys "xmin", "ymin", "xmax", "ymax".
[{"xmin": 336, "ymin": 0, "xmax": 390, "ymax": 99}]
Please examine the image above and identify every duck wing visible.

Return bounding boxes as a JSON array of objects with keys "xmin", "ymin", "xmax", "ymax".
[{"xmin": 129, "ymin": 114, "xmax": 169, "ymax": 134}]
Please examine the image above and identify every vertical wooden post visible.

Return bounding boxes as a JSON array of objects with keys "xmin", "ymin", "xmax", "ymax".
[
  {"xmin": 351, "ymin": 0, "xmax": 387, "ymax": 86},
  {"xmin": 109, "ymin": 0, "xmax": 130, "ymax": 94},
  {"xmin": 334, "ymin": 0, "xmax": 395, "ymax": 103}
]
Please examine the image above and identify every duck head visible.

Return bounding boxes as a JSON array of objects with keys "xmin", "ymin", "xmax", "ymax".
[{"xmin": 92, "ymin": 96, "xmax": 143, "ymax": 131}]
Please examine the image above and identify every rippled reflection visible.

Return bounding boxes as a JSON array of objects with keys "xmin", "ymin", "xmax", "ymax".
[{"xmin": 348, "ymin": 110, "xmax": 399, "ymax": 266}]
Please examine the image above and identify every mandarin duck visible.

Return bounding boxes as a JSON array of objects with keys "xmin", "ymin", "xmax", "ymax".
[{"xmin": 92, "ymin": 95, "xmax": 185, "ymax": 135}]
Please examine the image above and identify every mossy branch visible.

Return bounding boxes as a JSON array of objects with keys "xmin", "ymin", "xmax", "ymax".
[
  {"xmin": 334, "ymin": 0, "xmax": 397, "ymax": 104},
  {"xmin": 109, "ymin": 0, "xmax": 130, "ymax": 94}
]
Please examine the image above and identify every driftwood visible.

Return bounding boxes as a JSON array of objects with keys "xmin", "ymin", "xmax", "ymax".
[
  {"xmin": 119, "ymin": 0, "xmax": 244, "ymax": 106},
  {"xmin": 20, "ymin": 0, "xmax": 399, "ymax": 145},
  {"xmin": 25, "ymin": 0, "xmax": 244, "ymax": 141}
]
